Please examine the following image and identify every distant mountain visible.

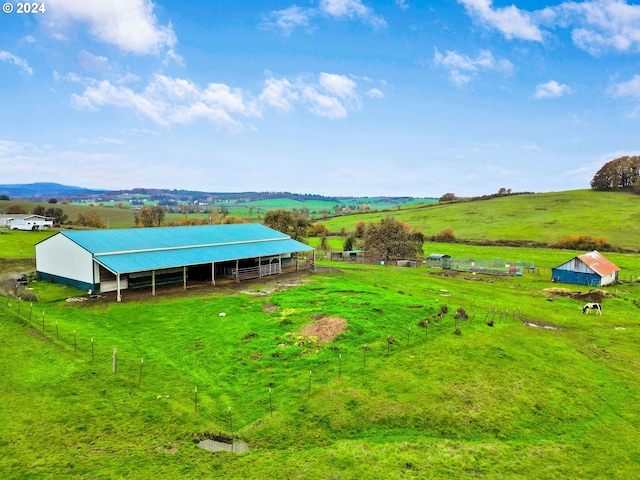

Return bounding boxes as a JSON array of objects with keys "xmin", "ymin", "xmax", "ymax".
[
  {"xmin": 0, "ymin": 183, "xmax": 106, "ymax": 199},
  {"xmin": 0, "ymin": 184, "xmax": 436, "ymax": 205}
]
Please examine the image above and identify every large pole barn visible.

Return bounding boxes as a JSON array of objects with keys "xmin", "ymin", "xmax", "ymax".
[{"xmin": 35, "ymin": 224, "xmax": 315, "ymax": 301}]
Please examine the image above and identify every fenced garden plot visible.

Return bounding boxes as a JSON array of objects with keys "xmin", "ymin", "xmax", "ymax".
[
  {"xmin": 447, "ymin": 257, "xmax": 534, "ymax": 276},
  {"xmin": 2, "ymin": 255, "xmax": 640, "ymax": 479}
]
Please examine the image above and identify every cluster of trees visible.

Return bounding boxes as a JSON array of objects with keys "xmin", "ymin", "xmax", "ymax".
[
  {"xmin": 76, "ymin": 212, "xmax": 106, "ymax": 229},
  {"xmin": 265, "ymin": 211, "xmax": 459, "ymax": 259},
  {"xmin": 263, "ymin": 209, "xmax": 310, "ymax": 241},
  {"xmin": 133, "ymin": 206, "xmax": 166, "ymax": 227},
  {"xmin": 591, "ymin": 156, "xmax": 640, "ymax": 191}
]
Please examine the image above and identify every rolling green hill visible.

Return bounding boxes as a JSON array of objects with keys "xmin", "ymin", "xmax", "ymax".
[
  {"xmin": 319, "ymin": 190, "xmax": 640, "ymax": 250},
  {"xmin": 2, "ymin": 189, "xmax": 640, "ymax": 478}
]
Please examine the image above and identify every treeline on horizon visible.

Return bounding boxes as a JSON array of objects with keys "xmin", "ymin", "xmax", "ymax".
[{"xmin": 0, "ymin": 184, "xmax": 436, "ymax": 205}]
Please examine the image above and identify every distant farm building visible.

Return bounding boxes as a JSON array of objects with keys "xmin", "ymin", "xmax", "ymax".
[
  {"xmin": 427, "ymin": 254, "xmax": 452, "ymax": 269},
  {"xmin": 551, "ymin": 250, "xmax": 620, "ymax": 286},
  {"xmin": 0, "ymin": 214, "xmax": 53, "ymax": 231},
  {"xmin": 330, "ymin": 250, "xmax": 364, "ymax": 262},
  {"xmin": 35, "ymin": 224, "xmax": 315, "ymax": 301}
]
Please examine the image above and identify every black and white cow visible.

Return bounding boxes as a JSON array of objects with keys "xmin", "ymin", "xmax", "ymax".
[{"xmin": 582, "ymin": 303, "xmax": 602, "ymax": 315}]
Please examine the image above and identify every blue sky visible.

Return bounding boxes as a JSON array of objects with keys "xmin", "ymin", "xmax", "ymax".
[{"xmin": 1, "ymin": 0, "xmax": 640, "ymax": 197}]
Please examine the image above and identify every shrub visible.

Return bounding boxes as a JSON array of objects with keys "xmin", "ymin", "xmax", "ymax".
[
  {"xmin": 454, "ymin": 308, "xmax": 468, "ymax": 320},
  {"xmin": 554, "ymin": 234, "xmax": 611, "ymax": 251},
  {"xmin": 439, "ymin": 193, "xmax": 457, "ymax": 202},
  {"xmin": 308, "ymin": 223, "xmax": 330, "ymax": 237},
  {"xmin": 432, "ymin": 227, "xmax": 456, "ymax": 243}
]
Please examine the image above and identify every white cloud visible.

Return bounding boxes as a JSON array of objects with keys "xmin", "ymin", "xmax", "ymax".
[
  {"xmin": 71, "ymin": 75, "xmax": 259, "ymax": 130},
  {"xmin": 263, "ymin": 0, "xmax": 385, "ymax": 35},
  {"xmin": 261, "ymin": 6, "xmax": 314, "ymax": 36},
  {"xmin": 433, "ymin": 48, "xmax": 513, "ymax": 86},
  {"xmin": 611, "ymin": 74, "xmax": 640, "ymax": 98},
  {"xmin": 46, "ymin": 0, "xmax": 177, "ymax": 55},
  {"xmin": 320, "ymin": 0, "xmax": 386, "ymax": 28},
  {"xmin": 458, "ymin": 0, "xmax": 543, "ymax": 41},
  {"xmin": 54, "ymin": 71, "xmax": 93, "ymax": 84},
  {"xmin": 0, "ymin": 51, "xmax": 33, "ymax": 75},
  {"xmin": 319, "ymin": 73, "xmax": 358, "ymax": 99},
  {"xmin": 302, "ymin": 87, "xmax": 349, "ymax": 118},
  {"xmin": 366, "ymin": 88, "xmax": 384, "ymax": 98},
  {"xmin": 460, "ymin": 0, "xmax": 640, "ymax": 55},
  {"xmin": 67, "ymin": 71, "xmax": 373, "ymax": 127},
  {"xmin": 541, "ymin": 0, "xmax": 640, "ymax": 54},
  {"xmin": 260, "ymin": 73, "xmax": 365, "ymax": 119},
  {"xmin": 259, "ymin": 78, "xmax": 299, "ymax": 111},
  {"xmin": 534, "ymin": 80, "xmax": 573, "ymax": 99},
  {"xmin": 395, "ymin": 0, "xmax": 409, "ymax": 11}
]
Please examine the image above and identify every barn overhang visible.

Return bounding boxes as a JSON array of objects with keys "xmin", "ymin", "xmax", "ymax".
[{"xmin": 94, "ymin": 238, "xmax": 313, "ymax": 275}]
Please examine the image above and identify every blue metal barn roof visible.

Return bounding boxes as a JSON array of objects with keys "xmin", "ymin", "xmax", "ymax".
[
  {"xmin": 56, "ymin": 224, "xmax": 313, "ymax": 274},
  {"xmin": 61, "ymin": 224, "xmax": 291, "ymax": 254},
  {"xmin": 96, "ymin": 239, "xmax": 312, "ymax": 274}
]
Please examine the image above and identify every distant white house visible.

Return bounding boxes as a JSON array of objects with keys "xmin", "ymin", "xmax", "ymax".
[{"xmin": 0, "ymin": 214, "xmax": 54, "ymax": 231}]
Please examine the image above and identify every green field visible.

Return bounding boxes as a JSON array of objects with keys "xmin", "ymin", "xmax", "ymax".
[
  {"xmin": 319, "ymin": 190, "xmax": 640, "ymax": 250},
  {"xmin": 1, "ymin": 191, "xmax": 640, "ymax": 478},
  {"xmin": 0, "ymin": 200, "xmax": 137, "ymax": 229}
]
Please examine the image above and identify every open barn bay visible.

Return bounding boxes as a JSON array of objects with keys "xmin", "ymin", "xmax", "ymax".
[{"xmin": 1, "ymin": 249, "xmax": 639, "ymax": 478}]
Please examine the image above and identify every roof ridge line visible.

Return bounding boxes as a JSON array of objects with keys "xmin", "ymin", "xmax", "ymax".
[{"xmin": 95, "ymin": 236, "xmax": 290, "ymax": 256}]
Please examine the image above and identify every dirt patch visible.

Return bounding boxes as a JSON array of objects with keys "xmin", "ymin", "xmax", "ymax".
[
  {"xmin": 197, "ymin": 439, "xmax": 249, "ymax": 455},
  {"xmin": 521, "ymin": 319, "xmax": 560, "ymax": 331},
  {"xmin": 262, "ymin": 303, "xmax": 279, "ymax": 314},
  {"xmin": 300, "ymin": 316, "xmax": 347, "ymax": 343},
  {"xmin": 543, "ymin": 288, "xmax": 612, "ymax": 303}
]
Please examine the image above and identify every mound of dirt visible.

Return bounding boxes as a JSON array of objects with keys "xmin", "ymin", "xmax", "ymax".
[
  {"xmin": 543, "ymin": 288, "xmax": 613, "ymax": 303},
  {"xmin": 262, "ymin": 303, "xmax": 279, "ymax": 313},
  {"xmin": 300, "ymin": 316, "xmax": 347, "ymax": 343}
]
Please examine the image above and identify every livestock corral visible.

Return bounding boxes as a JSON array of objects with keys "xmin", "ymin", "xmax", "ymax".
[{"xmin": 1, "ymin": 235, "xmax": 640, "ymax": 479}]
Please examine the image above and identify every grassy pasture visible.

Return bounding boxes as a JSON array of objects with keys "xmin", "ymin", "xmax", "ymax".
[
  {"xmin": 319, "ymin": 190, "xmax": 640, "ymax": 249},
  {"xmin": 2, "ymin": 191, "xmax": 640, "ymax": 477},
  {"xmin": 1, "ymin": 257, "xmax": 640, "ymax": 478},
  {"xmin": 0, "ymin": 200, "xmax": 136, "ymax": 229}
]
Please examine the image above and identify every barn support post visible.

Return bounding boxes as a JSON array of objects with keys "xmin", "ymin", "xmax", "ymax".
[
  {"xmin": 258, "ymin": 256, "xmax": 262, "ymax": 277},
  {"xmin": 235, "ymin": 259, "xmax": 239, "ymax": 282},
  {"xmin": 116, "ymin": 274, "xmax": 122, "ymax": 302},
  {"xmin": 211, "ymin": 262, "xmax": 216, "ymax": 286},
  {"xmin": 183, "ymin": 266, "xmax": 187, "ymax": 290},
  {"xmin": 152, "ymin": 270, "xmax": 156, "ymax": 296}
]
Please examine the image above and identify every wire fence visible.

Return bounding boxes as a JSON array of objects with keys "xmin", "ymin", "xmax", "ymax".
[{"xmin": 1, "ymin": 292, "xmax": 528, "ymax": 445}]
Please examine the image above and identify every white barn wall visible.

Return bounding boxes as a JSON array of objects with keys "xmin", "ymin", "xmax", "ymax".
[{"xmin": 36, "ymin": 234, "xmax": 94, "ymax": 285}]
